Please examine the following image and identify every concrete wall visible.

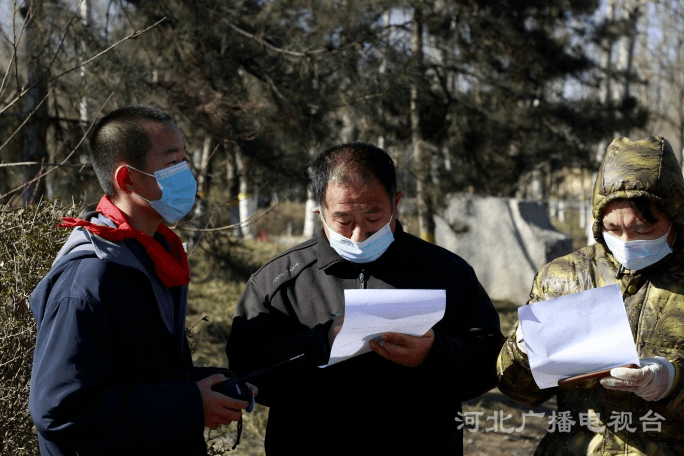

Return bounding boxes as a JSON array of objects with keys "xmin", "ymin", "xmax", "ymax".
[{"xmin": 434, "ymin": 194, "xmax": 573, "ymax": 304}]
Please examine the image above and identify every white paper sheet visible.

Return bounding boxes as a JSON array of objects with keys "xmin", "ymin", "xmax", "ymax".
[
  {"xmin": 321, "ymin": 289, "xmax": 446, "ymax": 367},
  {"xmin": 518, "ymin": 284, "xmax": 639, "ymax": 389}
]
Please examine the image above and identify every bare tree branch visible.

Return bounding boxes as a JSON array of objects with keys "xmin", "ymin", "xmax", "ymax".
[
  {"xmin": 228, "ymin": 23, "xmax": 320, "ymax": 58},
  {"xmin": 0, "ymin": 18, "xmax": 166, "ymax": 118},
  {"xmin": 177, "ymin": 191, "xmax": 292, "ymax": 233},
  {"xmin": 0, "ymin": 86, "xmax": 53, "ymax": 151},
  {"xmin": 0, "ymin": 161, "xmax": 89, "ymax": 169},
  {"xmin": 0, "ymin": 2, "xmax": 29, "ymax": 99},
  {"xmin": 46, "ymin": 0, "xmax": 86, "ymax": 78},
  {"xmin": 47, "ymin": 17, "xmax": 167, "ymax": 84},
  {"xmin": 0, "ymin": 93, "xmax": 113, "ymax": 204}
]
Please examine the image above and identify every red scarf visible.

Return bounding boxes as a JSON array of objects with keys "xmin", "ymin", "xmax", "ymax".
[{"xmin": 59, "ymin": 195, "xmax": 190, "ymax": 288}]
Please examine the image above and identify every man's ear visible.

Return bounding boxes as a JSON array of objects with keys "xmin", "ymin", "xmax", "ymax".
[
  {"xmin": 114, "ymin": 165, "xmax": 134, "ymax": 193},
  {"xmin": 393, "ymin": 191, "xmax": 403, "ymax": 211}
]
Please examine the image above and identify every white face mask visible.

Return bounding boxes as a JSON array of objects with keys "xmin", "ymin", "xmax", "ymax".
[
  {"xmin": 322, "ymin": 214, "xmax": 394, "ymax": 263},
  {"xmin": 603, "ymin": 227, "xmax": 673, "ymax": 271}
]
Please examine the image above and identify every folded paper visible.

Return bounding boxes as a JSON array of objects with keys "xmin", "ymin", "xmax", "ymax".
[{"xmin": 321, "ymin": 289, "xmax": 446, "ymax": 367}]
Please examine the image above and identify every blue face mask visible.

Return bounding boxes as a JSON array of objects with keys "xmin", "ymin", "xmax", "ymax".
[
  {"xmin": 129, "ymin": 161, "xmax": 197, "ymax": 224},
  {"xmin": 603, "ymin": 227, "xmax": 672, "ymax": 271},
  {"xmin": 322, "ymin": 214, "xmax": 394, "ymax": 263}
]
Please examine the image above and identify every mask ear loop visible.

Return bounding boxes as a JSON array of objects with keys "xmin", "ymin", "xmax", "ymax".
[
  {"xmin": 124, "ymin": 164, "xmax": 157, "ymax": 178},
  {"xmin": 318, "ymin": 209, "xmax": 331, "ymax": 232},
  {"xmin": 115, "ymin": 164, "xmax": 162, "ymax": 204}
]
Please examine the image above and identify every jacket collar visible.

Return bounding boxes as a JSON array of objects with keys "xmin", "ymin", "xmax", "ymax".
[{"xmin": 51, "ymin": 212, "xmax": 188, "ymax": 353}]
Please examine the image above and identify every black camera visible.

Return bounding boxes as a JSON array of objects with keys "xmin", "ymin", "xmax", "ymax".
[{"xmin": 212, "ymin": 377, "xmax": 255, "ymax": 412}]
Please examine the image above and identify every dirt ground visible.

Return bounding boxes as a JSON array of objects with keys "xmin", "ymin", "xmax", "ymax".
[
  {"xmin": 205, "ymin": 387, "xmax": 556, "ymax": 456},
  {"xmin": 209, "ymin": 387, "xmax": 557, "ymax": 455},
  {"xmin": 461, "ymin": 388, "xmax": 555, "ymax": 455},
  {"xmin": 454, "ymin": 299, "xmax": 553, "ymax": 455}
]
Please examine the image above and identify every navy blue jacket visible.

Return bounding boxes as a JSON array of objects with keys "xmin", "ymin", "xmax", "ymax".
[{"xmin": 29, "ymin": 213, "xmax": 213, "ymax": 456}]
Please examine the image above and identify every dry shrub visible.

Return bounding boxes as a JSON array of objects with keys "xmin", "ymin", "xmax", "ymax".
[{"xmin": 0, "ymin": 201, "xmax": 80, "ymax": 456}]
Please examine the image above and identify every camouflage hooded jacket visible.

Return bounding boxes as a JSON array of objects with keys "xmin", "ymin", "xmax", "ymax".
[{"xmin": 497, "ymin": 137, "xmax": 684, "ymax": 456}]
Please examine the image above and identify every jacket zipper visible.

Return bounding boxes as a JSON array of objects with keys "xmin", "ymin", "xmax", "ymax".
[
  {"xmin": 359, "ymin": 271, "xmax": 366, "ymax": 289},
  {"xmin": 621, "ymin": 268, "xmax": 645, "ymax": 350}
]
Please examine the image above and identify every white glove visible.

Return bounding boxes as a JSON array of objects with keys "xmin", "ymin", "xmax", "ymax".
[
  {"xmin": 514, "ymin": 323, "xmax": 527, "ymax": 355},
  {"xmin": 600, "ymin": 357, "xmax": 675, "ymax": 401}
]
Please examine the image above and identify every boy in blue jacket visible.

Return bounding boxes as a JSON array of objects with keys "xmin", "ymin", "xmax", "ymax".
[{"xmin": 29, "ymin": 105, "xmax": 253, "ymax": 456}]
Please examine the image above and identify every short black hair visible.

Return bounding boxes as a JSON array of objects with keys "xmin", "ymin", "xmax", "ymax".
[
  {"xmin": 90, "ymin": 105, "xmax": 173, "ymax": 196},
  {"xmin": 310, "ymin": 142, "xmax": 397, "ymax": 210},
  {"xmin": 628, "ymin": 198, "xmax": 663, "ymax": 225}
]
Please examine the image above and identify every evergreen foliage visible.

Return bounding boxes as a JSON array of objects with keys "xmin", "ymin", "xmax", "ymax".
[{"xmin": 1, "ymin": 0, "xmax": 647, "ymax": 208}]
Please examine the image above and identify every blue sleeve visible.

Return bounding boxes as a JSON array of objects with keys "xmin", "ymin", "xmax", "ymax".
[{"xmin": 29, "ymin": 293, "xmax": 205, "ymax": 454}]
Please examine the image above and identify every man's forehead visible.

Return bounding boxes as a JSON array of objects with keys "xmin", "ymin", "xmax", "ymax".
[
  {"xmin": 325, "ymin": 180, "xmax": 389, "ymax": 199},
  {"xmin": 323, "ymin": 196, "xmax": 393, "ymax": 220},
  {"xmin": 330, "ymin": 205, "xmax": 384, "ymax": 215}
]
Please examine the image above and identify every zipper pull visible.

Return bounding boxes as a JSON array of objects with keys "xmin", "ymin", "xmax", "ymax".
[{"xmin": 359, "ymin": 271, "xmax": 365, "ymax": 288}]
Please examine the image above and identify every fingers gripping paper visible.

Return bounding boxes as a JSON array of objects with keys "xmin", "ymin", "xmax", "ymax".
[
  {"xmin": 518, "ymin": 284, "xmax": 639, "ymax": 389},
  {"xmin": 322, "ymin": 289, "xmax": 446, "ymax": 367}
]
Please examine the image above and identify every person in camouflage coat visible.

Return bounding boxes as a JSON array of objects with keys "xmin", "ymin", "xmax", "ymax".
[{"xmin": 497, "ymin": 136, "xmax": 684, "ymax": 455}]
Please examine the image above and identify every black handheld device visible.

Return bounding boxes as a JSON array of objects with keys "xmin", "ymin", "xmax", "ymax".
[
  {"xmin": 211, "ymin": 353, "xmax": 305, "ymax": 413},
  {"xmin": 212, "ymin": 378, "xmax": 255, "ymax": 412}
]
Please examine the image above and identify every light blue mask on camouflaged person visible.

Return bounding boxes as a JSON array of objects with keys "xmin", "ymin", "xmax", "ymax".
[{"xmin": 591, "ymin": 136, "xmax": 684, "ymax": 245}]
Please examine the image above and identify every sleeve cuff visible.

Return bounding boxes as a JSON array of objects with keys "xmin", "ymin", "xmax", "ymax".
[{"xmin": 662, "ymin": 357, "xmax": 682, "ymax": 401}]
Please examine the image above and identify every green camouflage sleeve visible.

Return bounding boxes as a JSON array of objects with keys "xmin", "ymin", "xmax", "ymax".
[
  {"xmin": 497, "ymin": 326, "xmax": 556, "ymax": 407},
  {"xmin": 496, "ymin": 269, "xmax": 557, "ymax": 408},
  {"xmin": 497, "ymin": 247, "xmax": 606, "ymax": 407}
]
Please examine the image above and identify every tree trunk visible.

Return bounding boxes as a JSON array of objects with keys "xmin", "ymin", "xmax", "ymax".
[
  {"xmin": 78, "ymin": 0, "xmax": 90, "ymax": 124},
  {"xmin": 236, "ymin": 149, "xmax": 254, "ymax": 239},
  {"xmin": 600, "ymin": 0, "xmax": 617, "ymax": 106},
  {"xmin": 21, "ymin": 2, "xmax": 49, "ymax": 204},
  {"xmin": 303, "ymin": 186, "xmax": 317, "ymax": 238},
  {"xmin": 190, "ymin": 136, "xmax": 212, "ymax": 245},
  {"xmin": 620, "ymin": 4, "xmax": 640, "ymax": 103},
  {"xmin": 411, "ymin": 7, "xmax": 434, "ymax": 243}
]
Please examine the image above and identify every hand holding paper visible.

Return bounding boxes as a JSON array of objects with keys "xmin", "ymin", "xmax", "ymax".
[
  {"xmin": 322, "ymin": 289, "xmax": 446, "ymax": 367},
  {"xmin": 518, "ymin": 284, "xmax": 640, "ymax": 389},
  {"xmin": 328, "ymin": 314, "xmax": 344, "ymax": 346},
  {"xmin": 370, "ymin": 329, "xmax": 435, "ymax": 367}
]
